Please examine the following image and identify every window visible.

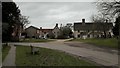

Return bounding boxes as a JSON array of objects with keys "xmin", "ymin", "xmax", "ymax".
[
  {"xmin": 37, "ymin": 30, "xmax": 39, "ymax": 33},
  {"xmin": 44, "ymin": 32, "xmax": 46, "ymax": 34},
  {"xmin": 88, "ymin": 30, "xmax": 89, "ymax": 32}
]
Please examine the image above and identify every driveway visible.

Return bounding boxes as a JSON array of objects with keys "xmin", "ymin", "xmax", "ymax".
[{"xmin": 8, "ymin": 39, "xmax": 118, "ymax": 66}]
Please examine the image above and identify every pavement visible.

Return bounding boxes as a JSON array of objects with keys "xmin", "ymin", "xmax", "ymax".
[
  {"xmin": 3, "ymin": 39, "xmax": 118, "ymax": 66},
  {"xmin": 2, "ymin": 45, "xmax": 16, "ymax": 66}
]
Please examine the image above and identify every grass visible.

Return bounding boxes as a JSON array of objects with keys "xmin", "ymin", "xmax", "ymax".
[
  {"xmin": 16, "ymin": 46, "xmax": 96, "ymax": 66},
  {"xmin": 19, "ymin": 38, "xmax": 55, "ymax": 43},
  {"xmin": 2, "ymin": 45, "xmax": 11, "ymax": 62},
  {"xmin": 69, "ymin": 38, "xmax": 118, "ymax": 49}
]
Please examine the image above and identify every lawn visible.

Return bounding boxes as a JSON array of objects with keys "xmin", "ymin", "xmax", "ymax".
[
  {"xmin": 69, "ymin": 38, "xmax": 118, "ymax": 49},
  {"xmin": 19, "ymin": 38, "xmax": 55, "ymax": 43},
  {"xmin": 16, "ymin": 46, "xmax": 96, "ymax": 66},
  {"xmin": 2, "ymin": 45, "xmax": 11, "ymax": 62}
]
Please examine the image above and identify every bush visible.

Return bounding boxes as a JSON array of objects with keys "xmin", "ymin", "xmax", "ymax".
[
  {"xmin": 57, "ymin": 35, "xmax": 65, "ymax": 39},
  {"xmin": 47, "ymin": 32, "xmax": 55, "ymax": 39},
  {"xmin": 2, "ymin": 43, "xmax": 8, "ymax": 49},
  {"xmin": 57, "ymin": 34, "xmax": 69, "ymax": 39}
]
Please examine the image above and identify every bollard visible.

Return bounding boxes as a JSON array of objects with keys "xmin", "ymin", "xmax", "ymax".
[{"xmin": 30, "ymin": 45, "xmax": 33, "ymax": 54}]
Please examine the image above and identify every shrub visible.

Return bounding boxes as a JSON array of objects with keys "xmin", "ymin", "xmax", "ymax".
[{"xmin": 47, "ymin": 32, "xmax": 55, "ymax": 39}]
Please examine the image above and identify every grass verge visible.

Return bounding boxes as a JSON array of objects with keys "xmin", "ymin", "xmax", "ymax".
[
  {"xmin": 16, "ymin": 46, "xmax": 96, "ymax": 66},
  {"xmin": 2, "ymin": 45, "xmax": 11, "ymax": 62},
  {"xmin": 19, "ymin": 38, "xmax": 55, "ymax": 43},
  {"xmin": 69, "ymin": 38, "xmax": 118, "ymax": 49}
]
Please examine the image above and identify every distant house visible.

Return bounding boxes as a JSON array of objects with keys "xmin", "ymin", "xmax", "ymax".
[
  {"xmin": 74, "ymin": 19, "xmax": 113, "ymax": 39},
  {"xmin": 39, "ymin": 27, "xmax": 53, "ymax": 39},
  {"xmin": 52, "ymin": 23, "xmax": 61, "ymax": 38},
  {"xmin": 25, "ymin": 23, "xmax": 62, "ymax": 39},
  {"xmin": 25, "ymin": 26, "xmax": 40, "ymax": 38},
  {"xmin": 25, "ymin": 26, "xmax": 53, "ymax": 39}
]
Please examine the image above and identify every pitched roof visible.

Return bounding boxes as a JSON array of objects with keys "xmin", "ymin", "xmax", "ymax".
[
  {"xmin": 25, "ymin": 26, "xmax": 53, "ymax": 31},
  {"xmin": 25, "ymin": 26, "xmax": 39, "ymax": 30},
  {"xmin": 40, "ymin": 29, "xmax": 53, "ymax": 32},
  {"xmin": 74, "ymin": 22, "xmax": 113, "ymax": 31}
]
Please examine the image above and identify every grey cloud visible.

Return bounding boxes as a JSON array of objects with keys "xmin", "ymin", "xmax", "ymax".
[
  {"xmin": 0, "ymin": 0, "xmax": 13, "ymax": 2},
  {"xmin": 16, "ymin": 2, "xmax": 97, "ymax": 28}
]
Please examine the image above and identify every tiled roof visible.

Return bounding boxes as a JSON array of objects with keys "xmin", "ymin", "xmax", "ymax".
[
  {"xmin": 25, "ymin": 26, "xmax": 53, "ymax": 31},
  {"xmin": 25, "ymin": 26, "xmax": 39, "ymax": 30},
  {"xmin": 74, "ymin": 22, "xmax": 113, "ymax": 31}
]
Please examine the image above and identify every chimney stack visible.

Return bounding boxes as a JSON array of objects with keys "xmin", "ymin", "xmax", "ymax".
[
  {"xmin": 56, "ymin": 23, "xmax": 58, "ymax": 27},
  {"xmin": 40, "ymin": 27, "xmax": 42, "ymax": 30},
  {"xmin": 82, "ymin": 19, "xmax": 85, "ymax": 25},
  {"xmin": 82, "ymin": 19, "xmax": 85, "ymax": 23}
]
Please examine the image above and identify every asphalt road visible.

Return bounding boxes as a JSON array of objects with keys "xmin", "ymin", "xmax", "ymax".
[{"xmin": 7, "ymin": 39, "xmax": 118, "ymax": 66}]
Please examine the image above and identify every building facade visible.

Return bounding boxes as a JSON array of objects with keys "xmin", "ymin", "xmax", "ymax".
[
  {"xmin": 39, "ymin": 27, "xmax": 53, "ymax": 39},
  {"xmin": 52, "ymin": 23, "xmax": 61, "ymax": 38},
  {"xmin": 25, "ymin": 26, "xmax": 53, "ymax": 39},
  {"xmin": 25, "ymin": 26, "xmax": 40, "ymax": 38},
  {"xmin": 74, "ymin": 19, "xmax": 113, "ymax": 39}
]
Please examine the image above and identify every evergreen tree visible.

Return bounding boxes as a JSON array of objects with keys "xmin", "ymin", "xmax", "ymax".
[
  {"xmin": 2, "ymin": 2, "xmax": 21, "ymax": 42},
  {"xmin": 112, "ymin": 17, "xmax": 120, "ymax": 37}
]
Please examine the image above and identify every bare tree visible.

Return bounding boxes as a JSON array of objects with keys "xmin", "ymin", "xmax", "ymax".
[
  {"xmin": 91, "ymin": 14, "xmax": 106, "ymax": 23},
  {"xmin": 97, "ymin": 0, "xmax": 120, "ymax": 17},
  {"xmin": 19, "ymin": 15, "xmax": 30, "ymax": 29},
  {"xmin": 94, "ymin": 0, "xmax": 120, "ymax": 37},
  {"xmin": 91, "ymin": 14, "xmax": 109, "ymax": 38}
]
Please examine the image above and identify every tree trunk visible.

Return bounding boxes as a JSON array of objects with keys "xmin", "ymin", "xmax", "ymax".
[{"xmin": 104, "ymin": 31, "xmax": 107, "ymax": 38}]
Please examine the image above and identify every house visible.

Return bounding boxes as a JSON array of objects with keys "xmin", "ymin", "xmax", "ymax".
[
  {"xmin": 39, "ymin": 27, "xmax": 53, "ymax": 39},
  {"xmin": 25, "ymin": 24, "xmax": 61, "ymax": 39},
  {"xmin": 52, "ymin": 23, "xmax": 61, "ymax": 38},
  {"xmin": 74, "ymin": 19, "xmax": 113, "ymax": 39},
  {"xmin": 25, "ymin": 26, "xmax": 40, "ymax": 38},
  {"xmin": 25, "ymin": 26, "xmax": 53, "ymax": 39}
]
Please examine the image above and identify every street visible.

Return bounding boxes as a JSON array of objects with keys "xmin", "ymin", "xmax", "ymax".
[{"xmin": 8, "ymin": 39, "xmax": 118, "ymax": 66}]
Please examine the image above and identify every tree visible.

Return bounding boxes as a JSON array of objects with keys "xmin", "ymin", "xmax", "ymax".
[
  {"xmin": 91, "ymin": 14, "xmax": 110, "ymax": 38},
  {"xmin": 97, "ymin": 0, "xmax": 120, "ymax": 17},
  {"xmin": 96, "ymin": 0, "xmax": 120, "ymax": 37},
  {"xmin": 2, "ymin": 2, "xmax": 30, "ymax": 42},
  {"xmin": 19, "ymin": 15, "xmax": 30, "ymax": 29},
  {"xmin": 91, "ymin": 14, "xmax": 105, "ymax": 23},
  {"xmin": 2, "ymin": 2, "xmax": 21, "ymax": 42},
  {"xmin": 47, "ymin": 32, "xmax": 55, "ymax": 39},
  {"xmin": 58, "ymin": 26, "xmax": 73, "ymax": 39},
  {"xmin": 112, "ymin": 17, "xmax": 120, "ymax": 37},
  {"xmin": 62, "ymin": 27, "xmax": 72, "ymax": 38}
]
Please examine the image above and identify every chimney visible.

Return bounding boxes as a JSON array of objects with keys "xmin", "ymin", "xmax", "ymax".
[
  {"xmin": 40, "ymin": 27, "xmax": 42, "ymax": 30},
  {"xmin": 60, "ymin": 24, "xmax": 62, "ymax": 27},
  {"xmin": 56, "ymin": 23, "xmax": 58, "ymax": 27},
  {"xmin": 82, "ymin": 19, "xmax": 85, "ymax": 25}
]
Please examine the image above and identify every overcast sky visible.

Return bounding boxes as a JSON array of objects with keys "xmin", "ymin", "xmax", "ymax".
[{"xmin": 15, "ymin": 2, "xmax": 98, "ymax": 29}]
